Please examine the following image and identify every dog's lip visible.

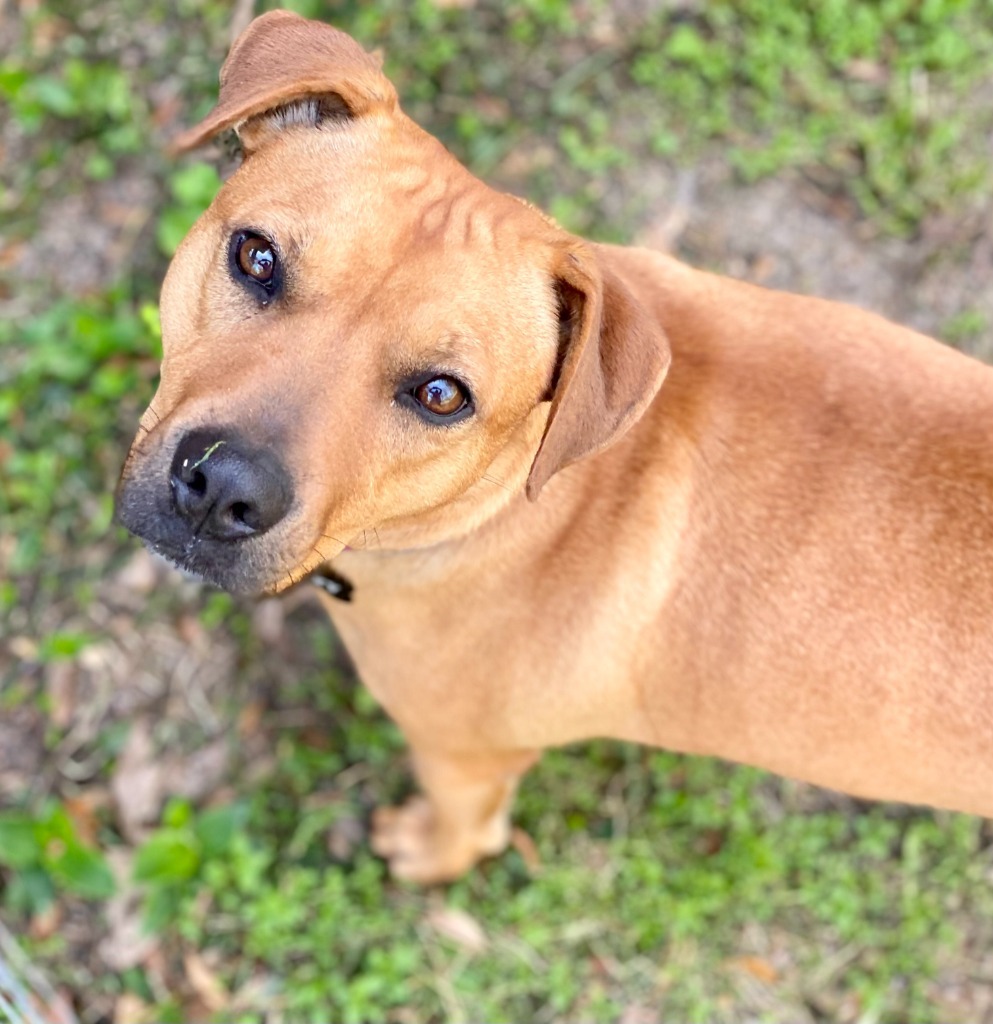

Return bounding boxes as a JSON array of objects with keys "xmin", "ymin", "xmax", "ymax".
[
  {"xmin": 144, "ymin": 529, "xmax": 349, "ymax": 596},
  {"xmin": 151, "ymin": 541, "xmax": 285, "ymax": 595},
  {"xmin": 139, "ymin": 534, "xmax": 232, "ymax": 585},
  {"xmin": 121, "ymin": 512, "xmax": 283, "ymax": 594}
]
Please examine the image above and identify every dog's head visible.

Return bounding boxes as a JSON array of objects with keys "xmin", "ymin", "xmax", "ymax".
[{"xmin": 116, "ymin": 10, "xmax": 670, "ymax": 594}]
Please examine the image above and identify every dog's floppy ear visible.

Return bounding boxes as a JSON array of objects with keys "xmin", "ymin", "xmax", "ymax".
[
  {"xmin": 526, "ymin": 246, "xmax": 671, "ymax": 500},
  {"xmin": 171, "ymin": 10, "xmax": 397, "ymax": 154}
]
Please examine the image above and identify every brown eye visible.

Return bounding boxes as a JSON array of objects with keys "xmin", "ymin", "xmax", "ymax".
[
  {"xmin": 414, "ymin": 376, "xmax": 468, "ymax": 417},
  {"xmin": 236, "ymin": 235, "xmax": 275, "ymax": 284}
]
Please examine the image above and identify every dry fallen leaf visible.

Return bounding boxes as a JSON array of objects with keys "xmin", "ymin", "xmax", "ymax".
[
  {"xmin": 8, "ymin": 636, "xmax": 39, "ymax": 662},
  {"xmin": 618, "ymin": 1003, "xmax": 662, "ymax": 1024},
  {"xmin": 183, "ymin": 950, "xmax": 230, "ymax": 1012},
  {"xmin": 510, "ymin": 827, "xmax": 542, "ymax": 873},
  {"xmin": 114, "ymin": 992, "xmax": 150, "ymax": 1024},
  {"xmin": 166, "ymin": 738, "xmax": 230, "ymax": 804},
  {"xmin": 111, "ymin": 719, "xmax": 164, "ymax": 843},
  {"xmin": 424, "ymin": 906, "xmax": 488, "ymax": 954},
  {"xmin": 64, "ymin": 789, "xmax": 107, "ymax": 846},
  {"xmin": 728, "ymin": 954, "xmax": 779, "ymax": 985},
  {"xmin": 251, "ymin": 598, "xmax": 285, "ymax": 645},
  {"xmin": 114, "ymin": 549, "xmax": 163, "ymax": 595},
  {"xmin": 28, "ymin": 900, "xmax": 62, "ymax": 941},
  {"xmin": 237, "ymin": 698, "xmax": 266, "ymax": 739},
  {"xmin": 98, "ymin": 849, "xmax": 159, "ymax": 972}
]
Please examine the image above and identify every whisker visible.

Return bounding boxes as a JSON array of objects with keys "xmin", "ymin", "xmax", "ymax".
[{"xmin": 482, "ymin": 473, "xmax": 512, "ymax": 492}]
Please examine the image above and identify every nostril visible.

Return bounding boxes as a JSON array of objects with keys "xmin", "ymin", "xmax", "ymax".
[
  {"xmin": 170, "ymin": 428, "xmax": 293, "ymax": 540},
  {"xmin": 216, "ymin": 499, "xmax": 260, "ymax": 538}
]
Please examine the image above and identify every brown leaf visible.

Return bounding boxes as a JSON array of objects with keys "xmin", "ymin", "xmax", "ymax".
[
  {"xmin": 177, "ymin": 613, "xmax": 207, "ymax": 649},
  {"xmin": 510, "ymin": 827, "xmax": 542, "ymax": 873},
  {"xmin": 0, "ymin": 240, "xmax": 26, "ymax": 270},
  {"xmin": 846, "ymin": 58, "xmax": 888, "ymax": 84},
  {"xmin": 28, "ymin": 901, "xmax": 62, "ymax": 941},
  {"xmin": 63, "ymin": 790, "xmax": 107, "ymax": 846},
  {"xmin": 8, "ymin": 636, "xmax": 39, "ymax": 662},
  {"xmin": 99, "ymin": 849, "xmax": 159, "ymax": 972},
  {"xmin": 111, "ymin": 719, "xmax": 164, "ymax": 843},
  {"xmin": 251, "ymin": 598, "xmax": 285, "ymax": 645},
  {"xmin": 115, "ymin": 992, "xmax": 151, "ymax": 1024},
  {"xmin": 150, "ymin": 93, "xmax": 183, "ymax": 129},
  {"xmin": 618, "ymin": 1004, "xmax": 662, "ymax": 1024},
  {"xmin": 165, "ymin": 738, "xmax": 230, "ymax": 804},
  {"xmin": 114, "ymin": 549, "xmax": 164, "ymax": 595},
  {"xmin": 237, "ymin": 698, "xmax": 265, "ymax": 739},
  {"xmin": 424, "ymin": 906, "xmax": 488, "ymax": 954},
  {"xmin": 183, "ymin": 950, "xmax": 230, "ymax": 1012},
  {"xmin": 728, "ymin": 954, "xmax": 779, "ymax": 985}
]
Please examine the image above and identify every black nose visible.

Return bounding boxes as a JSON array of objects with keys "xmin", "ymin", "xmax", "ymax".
[{"xmin": 170, "ymin": 429, "xmax": 293, "ymax": 541}]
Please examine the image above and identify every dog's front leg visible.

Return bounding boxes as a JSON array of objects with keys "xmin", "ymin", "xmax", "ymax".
[{"xmin": 371, "ymin": 747, "xmax": 539, "ymax": 883}]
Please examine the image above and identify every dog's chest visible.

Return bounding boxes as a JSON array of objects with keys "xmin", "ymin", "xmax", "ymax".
[{"xmin": 316, "ymin": 558, "xmax": 675, "ymax": 751}]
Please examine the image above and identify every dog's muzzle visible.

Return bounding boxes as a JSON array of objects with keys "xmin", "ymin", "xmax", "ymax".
[{"xmin": 115, "ymin": 426, "xmax": 297, "ymax": 593}]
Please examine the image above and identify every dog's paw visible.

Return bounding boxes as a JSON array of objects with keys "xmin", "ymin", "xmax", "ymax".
[{"xmin": 370, "ymin": 796, "xmax": 508, "ymax": 884}]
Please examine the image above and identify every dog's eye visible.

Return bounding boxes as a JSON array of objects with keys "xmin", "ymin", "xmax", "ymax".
[
  {"xmin": 413, "ymin": 376, "xmax": 468, "ymax": 417},
  {"xmin": 237, "ymin": 235, "xmax": 276, "ymax": 284}
]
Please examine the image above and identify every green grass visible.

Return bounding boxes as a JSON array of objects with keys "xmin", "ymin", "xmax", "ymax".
[
  {"xmin": 3, "ymin": 1, "xmax": 993, "ymax": 1021},
  {"xmin": 118, "ymin": 728, "xmax": 993, "ymax": 1022}
]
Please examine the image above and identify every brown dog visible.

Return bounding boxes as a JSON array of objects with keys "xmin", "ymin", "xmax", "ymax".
[{"xmin": 117, "ymin": 10, "xmax": 993, "ymax": 883}]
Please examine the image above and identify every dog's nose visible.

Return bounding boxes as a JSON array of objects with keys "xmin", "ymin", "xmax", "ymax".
[{"xmin": 170, "ymin": 429, "xmax": 293, "ymax": 540}]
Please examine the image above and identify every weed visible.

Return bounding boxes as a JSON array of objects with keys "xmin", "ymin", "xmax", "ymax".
[
  {"xmin": 0, "ymin": 802, "xmax": 114, "ymax": 915},
  {"xmin": 0, "ymin": 291, "xmax": 159, "ymax": 584}
]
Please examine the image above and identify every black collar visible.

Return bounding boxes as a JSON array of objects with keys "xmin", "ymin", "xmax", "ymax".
[{"xmin": 310, "ymin": 567, "xmax": 354, "ymax": 602}]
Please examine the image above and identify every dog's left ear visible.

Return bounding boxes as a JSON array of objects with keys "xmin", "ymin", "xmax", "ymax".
[
  {"xmin": 171, "ymin": 10, "xmax": 397, "ymax": 154},
  {"xmin": 526, "ymin": 246, "xmax": 672, "ymax": 500}
]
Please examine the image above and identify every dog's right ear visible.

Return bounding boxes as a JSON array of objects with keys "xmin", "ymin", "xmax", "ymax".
[{"xmin": 171, "ymin": 10, "xmax": 397, "ymax": 155}]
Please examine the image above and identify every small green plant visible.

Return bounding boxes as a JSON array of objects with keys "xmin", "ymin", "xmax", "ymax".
[
  {"xmin": 156, "ymin": 162, "xmax": 223, "ymax": 256},
  {"xmin": 627, "ymin": 0, "xmax": 993, "ymax": 234},
  {"xmin": 134, "ymin": 798, "xmax": 249, "ymax": 932},
  {"xmin": 0, "ymin": 56, "xmax": 144, "ymax": 179},
  {"xmin": 0, "ymin": 291, "xmax": 160, "ymax": 582},
  {"xmin": 942, "ymin": 308, "xmax": 989, "ymax": 346},
  {"xmin": 0, "ymin": 802, "xmax": 114, "ymax": 915}
]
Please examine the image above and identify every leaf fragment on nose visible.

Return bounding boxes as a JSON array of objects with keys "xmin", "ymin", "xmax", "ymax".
[{"xmin": 191, "ymin": 440, "xmax": 226, "ymax": 470}]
